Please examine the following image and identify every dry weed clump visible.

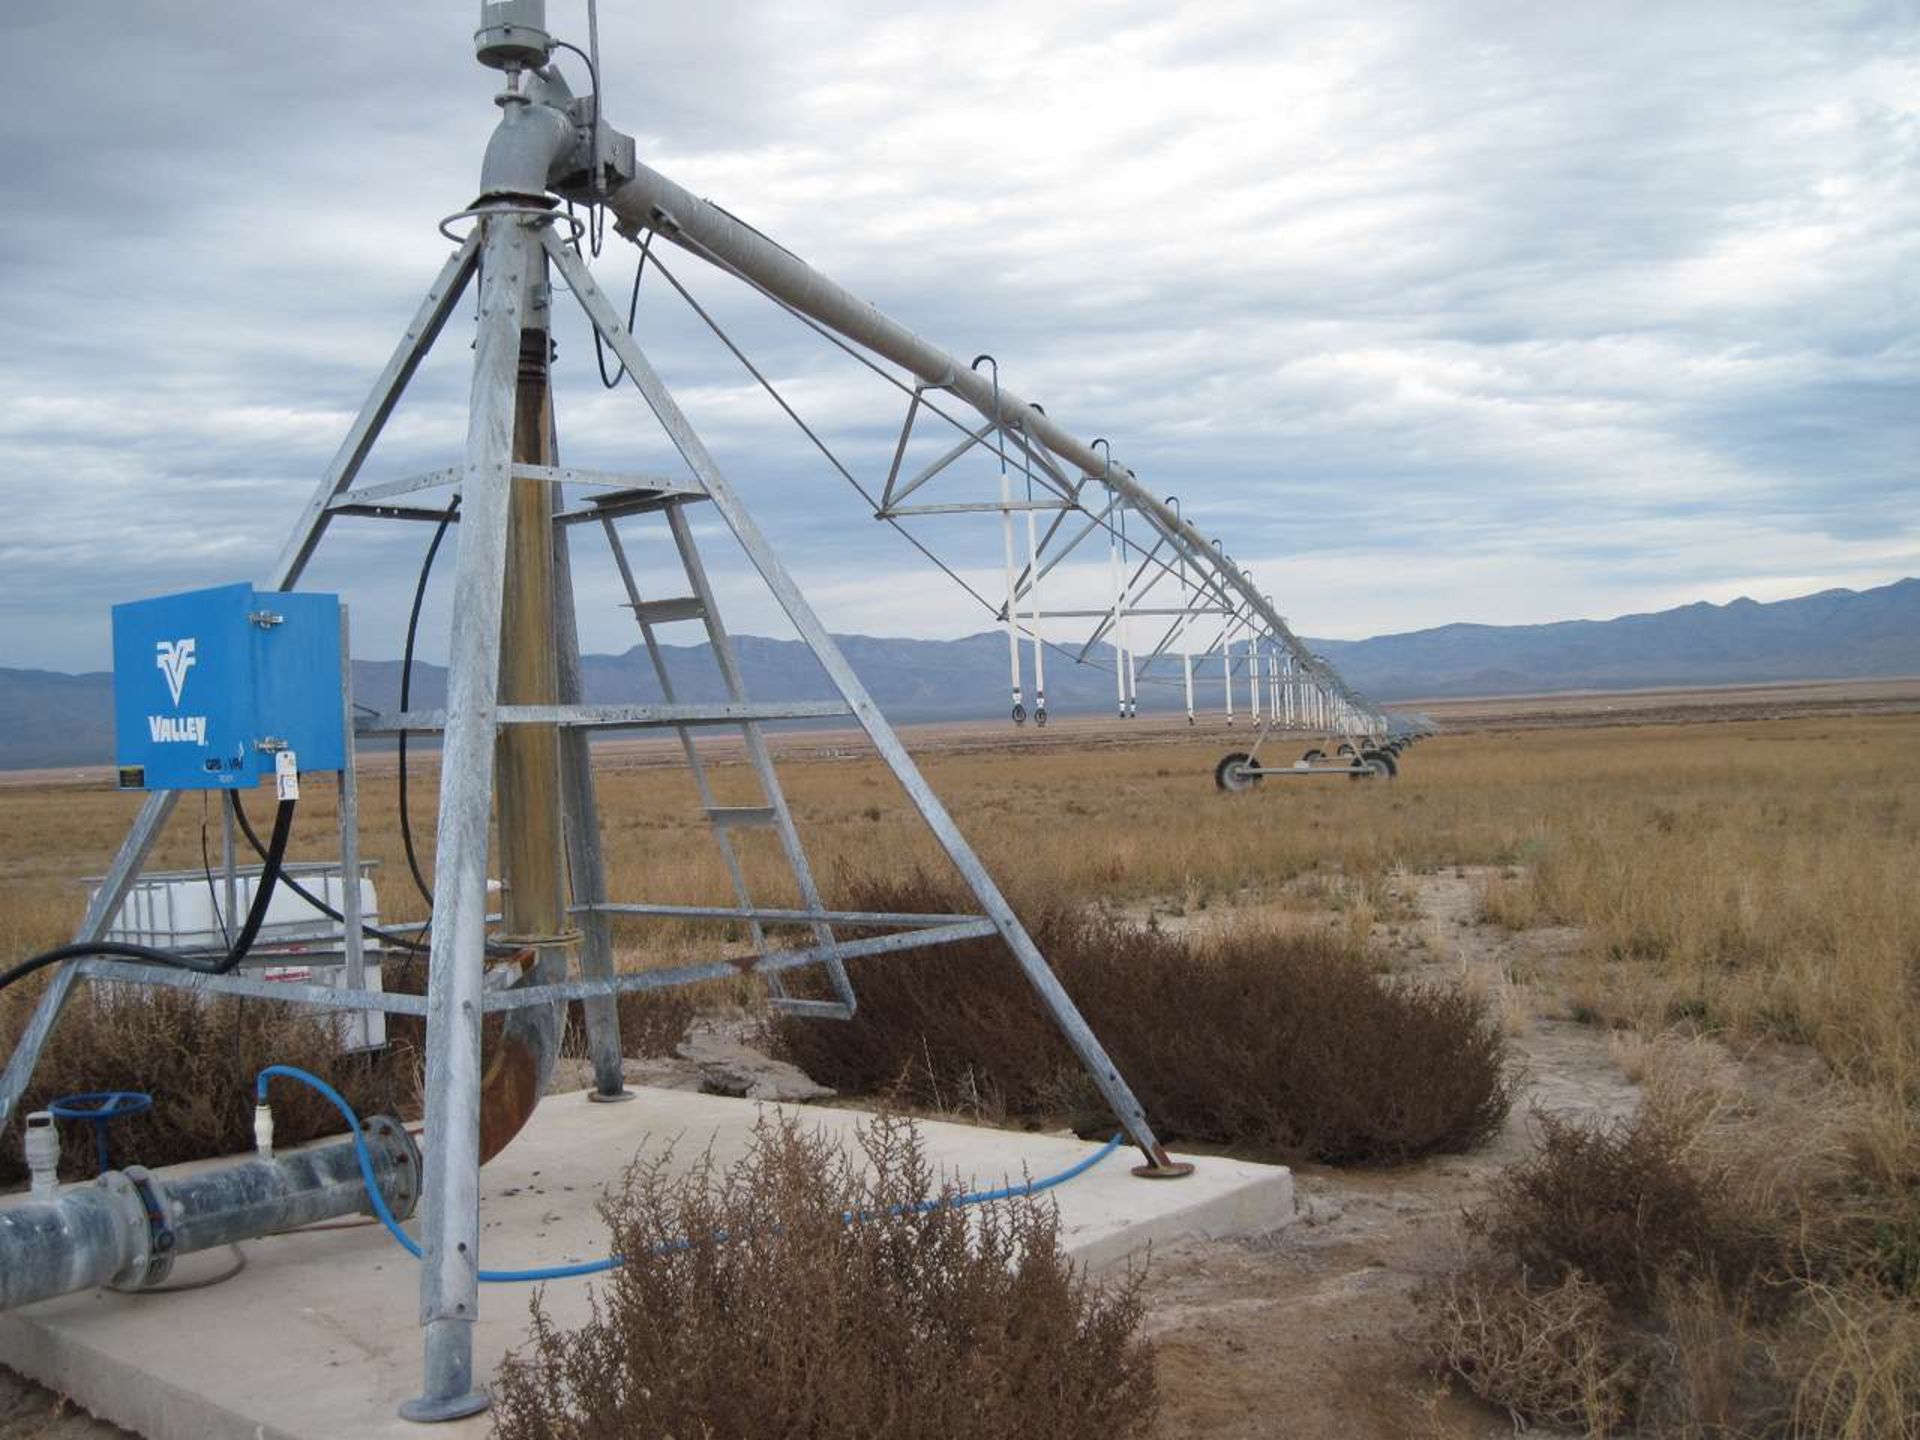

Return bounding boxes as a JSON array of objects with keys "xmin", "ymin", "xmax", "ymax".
[
  {"xmin": 772, "ymin": 875, "xmax": 1512, "ymax": 1166},
  {"xmin": 1429, "ymin": 1044, "xmax": 1920, "ymax": 1438},
  {"xmin": 0, "ymin": 982, "xmax": 414, "ymax": 1185},
  {"xmin": 557, "ymin": 987, "xmax": 696, "ymax": 1063},
  {"xmin": 491, "ymin": 1112, "xmax": 1156, "ymax": 1440},
  {"xmin": 1478, "ymin": 1108, "xmax": 1785, "ymax": 1313},
  {"xmin": 1426, "ymin": 1260, "xmax": 1634, "ymax": 1433}
]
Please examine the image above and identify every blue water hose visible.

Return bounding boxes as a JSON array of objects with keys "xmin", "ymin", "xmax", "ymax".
[{"xmin": 256, "ymin": 1064, "xmax": 1124, "ymax": 1284}]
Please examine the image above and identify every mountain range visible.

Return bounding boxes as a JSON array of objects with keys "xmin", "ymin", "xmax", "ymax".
[{"xmin": 3, "ymin": 578, "xmax": 1913, "ymax": 771}]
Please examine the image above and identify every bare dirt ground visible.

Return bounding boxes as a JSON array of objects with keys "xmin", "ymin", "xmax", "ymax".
[
  {"xmin": 1139, "ymin": 869, "xmax": 1637, "ymax": 1440},
  {"xmin": 0, "ymin": 1383, "xmax": 131, "ymax": 1440}
]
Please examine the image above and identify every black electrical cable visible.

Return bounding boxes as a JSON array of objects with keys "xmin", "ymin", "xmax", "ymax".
[
  {"xmin": 0, "ymin": 797, "xmax": 299, "ymax": 996},
  {"xmin": 199, "ymin": 794, "xmax": 232, "ymax": 951},
  {"xmin": 551, "ymin": 39, "xmax": 605, "ymax": 257},
  {"xmin": 224, "ymin": 793, "xmax": 428, "ymax": 955},
  {"xmin": 591, "ymin": 230, "xmax": 652, "ymax": 389},
  {"xmin": 398, "ymin": 500, "xmax": 458, "ymax": 910}
]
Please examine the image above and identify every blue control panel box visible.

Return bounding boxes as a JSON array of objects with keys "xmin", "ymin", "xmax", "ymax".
[{"xmin": 111, "ymin": 583, "xmax": 346, "ymax": 790}]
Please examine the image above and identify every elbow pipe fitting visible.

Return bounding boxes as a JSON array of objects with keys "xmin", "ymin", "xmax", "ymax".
[{"xmin": 477, "ymin": 76, "xmax": 577, "ymax": 203}]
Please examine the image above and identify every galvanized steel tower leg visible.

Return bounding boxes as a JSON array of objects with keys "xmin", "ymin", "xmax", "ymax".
[
  {"xmin": 401, "ymin": 212, "xmax": 529, "ymax": 1425},
  {"xmin": 547, "ymin": 232, "xmax": 1182, "ymax": 1172},
  {"xmin": 554, "ymin": 499, "xmax": 630, "ymax": 1101},
  {"xmin": 0, "ymin": 790, "xmax": 177, "ymax": 1131}
]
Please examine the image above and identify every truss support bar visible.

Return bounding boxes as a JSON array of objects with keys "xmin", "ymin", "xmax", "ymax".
[
  {"xmin": 80, "ymin": 959, "xmax": 431, "ymax": 1015},
  {"xmin": 606, "ymin": 159, "xmax": 1377, "ymax": 720},
  {"xmin": 356, "ymin": 700, "xmax": 850, "ymax": 734},
  {"xmin": 1045, "ymin": 607, "xmax": 1230, "ymax": 618},
  {"xmin": 576, "ymin": 903, "xmax": 984, "ymax": 927},
  {"xmin": 328, "ymin": 468, "xmax": 463, "ymax": 507},
  {"xmin": 480, "ymin": 919, "xmax": 1001, "ymax": 1012},
  {"xmin": 513, "ymin": 463, "xmax": 702, "ymax": 492},
  {"xmin": 273, "ymin": 238, "xmax": 479, "ymax": 592},
  {"xmin": 877, "ymin": 500, "xmax": 1071, "ymax": 517}
]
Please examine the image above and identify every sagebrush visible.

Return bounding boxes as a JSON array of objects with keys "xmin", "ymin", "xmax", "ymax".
[
  {"xmin": 1427, "ymin": 1063, "xmax": 1920, "ymax": 1438},
  {"xmin": 491, "ymin": 1112, "xmax": 1157, "ymax": 1440},
  {"xmin": 772, "ymin": 874, "xmax": 1512, "ymax": 1165}
]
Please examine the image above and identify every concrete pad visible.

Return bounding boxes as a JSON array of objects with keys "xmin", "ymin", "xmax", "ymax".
[{"xmin": 0, "ymin": 1088, "xmax": 1292, "ymax": 1440}]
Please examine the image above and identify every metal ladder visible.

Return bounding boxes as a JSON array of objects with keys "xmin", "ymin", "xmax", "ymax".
[{"xmin": 594, "ymin": 497, "xmax": 855, "ymax": 1018}]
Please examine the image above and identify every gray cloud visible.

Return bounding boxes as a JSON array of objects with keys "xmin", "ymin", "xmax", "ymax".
[{"xmin": 0, "ymin": 0, "xmax": 1914, "ymax": 671}]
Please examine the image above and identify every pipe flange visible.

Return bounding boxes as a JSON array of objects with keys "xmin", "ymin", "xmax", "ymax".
[
  {"xmin": 362, "ymin": 1114, "xmax": 423, "ymax": 1222},
  {"xmin": 98, "ymin": 1167, "xmax": 175, "ymax": 1291}
]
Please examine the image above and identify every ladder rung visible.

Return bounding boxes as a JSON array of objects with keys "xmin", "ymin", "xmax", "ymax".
[
  {"xmin": 329, "ymin": 503, "xmax": 457, "ymax": 524},
  {"xmin": 706, "ymin": 806, "xmax": 779, "ymax": 829},
  {"xmin": 627, "ymin": 596, "xmax": 706, "ymax": 625}
]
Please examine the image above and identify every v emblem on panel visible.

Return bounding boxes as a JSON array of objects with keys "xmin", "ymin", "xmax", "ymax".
[{"xmin": 155, "ymin": 638, "xmax": 196, "ymax": 706}]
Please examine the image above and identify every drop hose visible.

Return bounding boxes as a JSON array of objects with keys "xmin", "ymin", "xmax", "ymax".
[
  {"xmin": 0, "ymin": 796, "xmax": 300, "ymax": 996},
  {"xmin": 256, "ymin": 1064, "xmax": 1125, "ymax": 1283}
]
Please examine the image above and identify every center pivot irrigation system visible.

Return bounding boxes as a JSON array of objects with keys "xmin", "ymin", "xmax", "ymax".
[{"xmin": 0, "ymin": 2, "xmax": 1430, "ymax": 1422}]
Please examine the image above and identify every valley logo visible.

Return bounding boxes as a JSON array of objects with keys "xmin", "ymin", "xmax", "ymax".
[{"xmin": 150, "ymin": 638, "xmax": 207, "ymax": 744}]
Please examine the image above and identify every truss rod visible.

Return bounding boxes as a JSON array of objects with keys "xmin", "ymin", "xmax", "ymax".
[{"xmin": 603, "ymin": 159, "xmax": 1373, "ymax": 721}]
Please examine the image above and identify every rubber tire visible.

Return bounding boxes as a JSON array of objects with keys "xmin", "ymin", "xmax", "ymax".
[
  {"xmin": 1336, "ymin": 742, "xmax": 1357, "ymax": 758},
  {"xmin": 1215, "ymin": 752, "xmax": 1261, "ymax": 792},
  {"xmin": 1350, "ymin": 752, "xmax": 1393, "ymax": 781},
  {"xmin": 1301, "ymin": 748, "xmax": 1325, "ymax": 762},
  {"xmin": 1363, "ymin": 748, "xmax": 1398, "ymax": 778}
]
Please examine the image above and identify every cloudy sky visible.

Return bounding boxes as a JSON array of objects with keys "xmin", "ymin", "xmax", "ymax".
[{"xmin": 1, "ymin": 2, "xmax": 1914, "ymax": 672}]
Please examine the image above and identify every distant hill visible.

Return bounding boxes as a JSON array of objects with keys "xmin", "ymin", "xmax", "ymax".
[
  {"xmin": 3, "ymin": 578, "xmax": 1914, "ymax": 770},
  {"xmin": 1314, "ymin": 578, "xmax": 1920, "ymax": 698}
]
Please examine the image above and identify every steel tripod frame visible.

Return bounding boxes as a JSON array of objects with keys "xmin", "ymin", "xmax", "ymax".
[
  {"xmin": 3, "ymin": 202, "xmax": 1184, "ymax": 1421},
  {"xmin": 398, "ymin": 216, "xmax": 1183, "ymax": 1415}
]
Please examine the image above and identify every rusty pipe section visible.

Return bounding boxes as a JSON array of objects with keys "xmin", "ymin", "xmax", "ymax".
[
  {"xmin": 476, "ymin": 261, "xmax": 571, "ymax": 1166},
  {"xmin": 0, "ymin": 1116, "xmax": 420, "ymax": 1311}
]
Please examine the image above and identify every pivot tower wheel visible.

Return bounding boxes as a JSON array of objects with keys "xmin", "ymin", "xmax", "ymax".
[
  {"xmin": 1350, "ymin": 748, "xmax": 1396, "ymax": 780},
  {"xmin": 1215, "ymin": 751, "xmax": 1263, "ymax": 792}
]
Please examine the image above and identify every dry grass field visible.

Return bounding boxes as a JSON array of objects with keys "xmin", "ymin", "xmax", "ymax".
[{"xmin": 1, "ymin": 685, "xmax": 1917, "ymax": 1437}]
